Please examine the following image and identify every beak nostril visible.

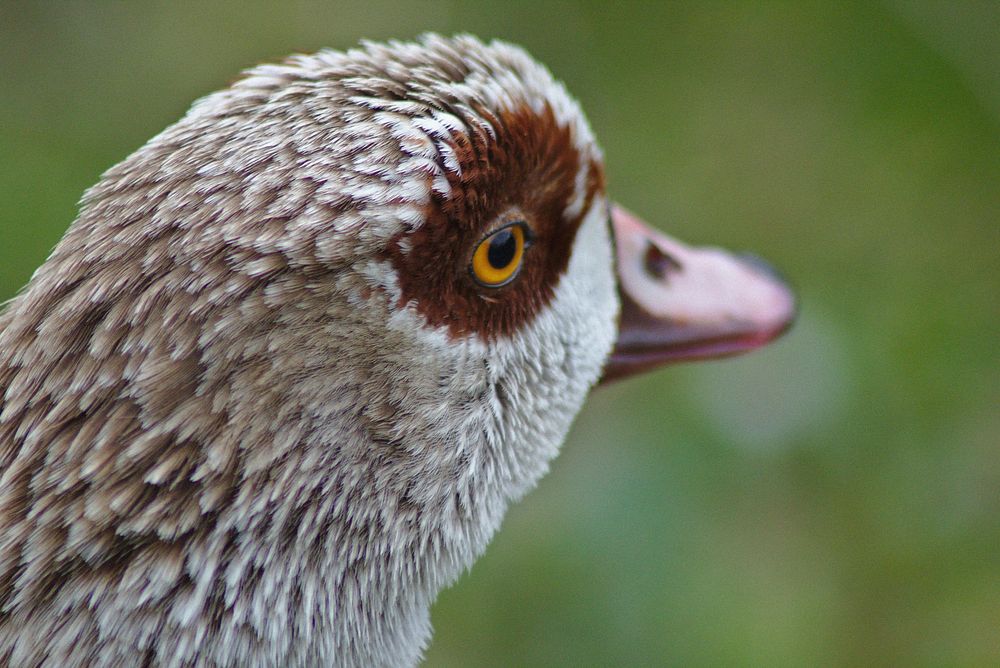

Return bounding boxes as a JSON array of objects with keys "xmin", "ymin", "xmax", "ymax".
[{"xmin": 643, "ymin": 241, "xmax": 681, "ymax": 281}]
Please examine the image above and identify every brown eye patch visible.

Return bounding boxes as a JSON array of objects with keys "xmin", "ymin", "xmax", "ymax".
[{"xmin": 385, "ymin": 104, "xmax": 605, "ymax": 340}]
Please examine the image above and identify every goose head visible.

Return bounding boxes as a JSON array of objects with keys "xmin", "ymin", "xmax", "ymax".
[{"xmin": 0, "ymin": 35, "xmax": 794, "ymax": 666}]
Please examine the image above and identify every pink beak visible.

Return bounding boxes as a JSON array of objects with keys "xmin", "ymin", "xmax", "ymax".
[{"xmin": 602, "ymin": 205, "xmax": 797, "ymax": 383}]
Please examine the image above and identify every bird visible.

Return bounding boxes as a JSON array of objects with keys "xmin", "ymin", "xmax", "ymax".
[{"xmin": 0, "ymin": 34, "xmax": 794, "ymax": 667}]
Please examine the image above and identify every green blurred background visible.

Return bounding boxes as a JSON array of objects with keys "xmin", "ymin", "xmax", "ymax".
[{"xmin": 1, "ymin": 1, "xmax": 997, "ymax": 665}]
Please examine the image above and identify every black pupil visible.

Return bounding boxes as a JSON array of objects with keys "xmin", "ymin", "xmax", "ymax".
[{"xmin": 487, "ymin": 229, "xmax": 517, "ymax": 269}]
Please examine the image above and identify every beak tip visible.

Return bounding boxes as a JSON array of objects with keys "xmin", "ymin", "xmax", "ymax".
[
  {"xmin": 756, "ymin": 268, "xmax": 798, "ymax": 335},
  {"xmin": 739, "ymin": 250, "xmax": 798, "ymax": 325}
]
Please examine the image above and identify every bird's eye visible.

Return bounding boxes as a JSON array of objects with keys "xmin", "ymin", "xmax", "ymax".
[{"xmin": 471, "ymin": 222, "xmax": 529, "ymax": 288}]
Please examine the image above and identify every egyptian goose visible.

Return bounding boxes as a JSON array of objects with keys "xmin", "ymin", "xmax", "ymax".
[{"xmin": 0, "ymin": 35, "xmax": 794, "ymax": 666}]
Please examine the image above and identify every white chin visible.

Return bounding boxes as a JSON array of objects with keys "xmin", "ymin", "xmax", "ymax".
[{"xmin": 489, "ymin": 199, "xmax": 619, "ymax": 500}]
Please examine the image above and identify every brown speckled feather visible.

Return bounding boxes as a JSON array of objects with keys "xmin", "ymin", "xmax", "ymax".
[{"xmin": 0, "ymin": 34, "xmax": 617, "ymax": 667}]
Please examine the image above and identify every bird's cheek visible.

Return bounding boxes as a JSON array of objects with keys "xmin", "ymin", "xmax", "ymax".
[{"xmin": 601, "ymin": 205, "xmax": 797, "ymax": 383}]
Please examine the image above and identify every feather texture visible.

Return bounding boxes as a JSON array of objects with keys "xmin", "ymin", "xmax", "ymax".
[{"xmin": 0, "ymin": 35, "xmax": 617, "ymax": 666}]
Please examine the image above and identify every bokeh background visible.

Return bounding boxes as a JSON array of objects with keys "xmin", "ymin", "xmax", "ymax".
[{"xmin": 2, "ymin": 1, "xmax": 997, "ymax": 665}]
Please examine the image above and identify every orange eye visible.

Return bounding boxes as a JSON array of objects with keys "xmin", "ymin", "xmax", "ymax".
[{"xmin": 471, "ymin": 223, "xmax": 528, "ymax": 287}]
